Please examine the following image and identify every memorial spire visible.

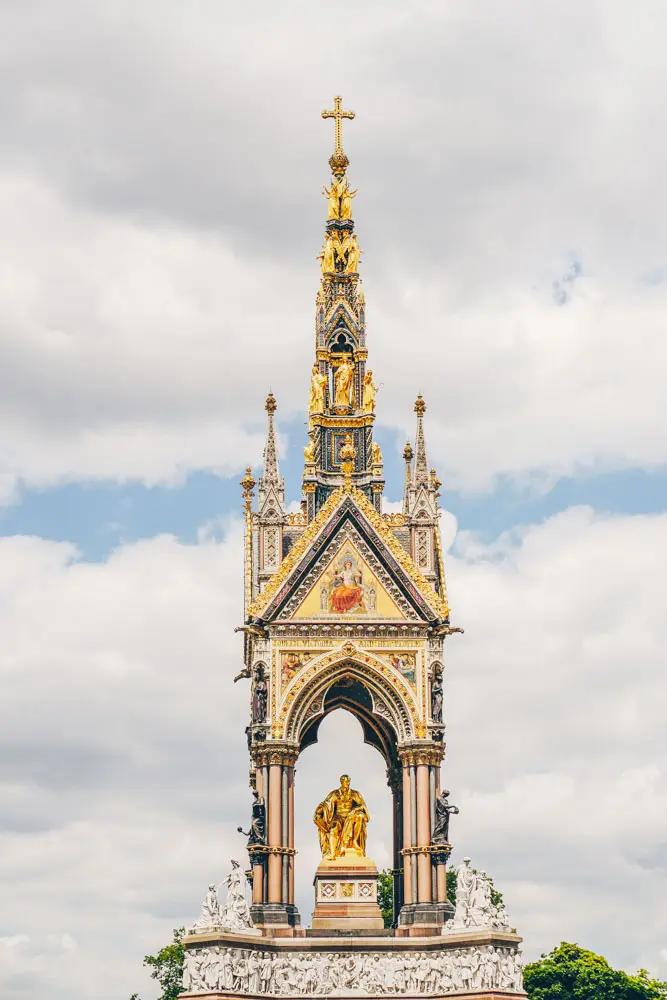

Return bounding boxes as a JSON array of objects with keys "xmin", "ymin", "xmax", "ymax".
[
  {"xmin": 257, "ymin": 391, "xmax": 284, "ymax": 513},
  {"xmin": 302, "ymin": 95, "xmax": 380, "ymax": 518},
  {"xmin": 413, "ymin": 394, "xmax": 430, "ymax": 486}
]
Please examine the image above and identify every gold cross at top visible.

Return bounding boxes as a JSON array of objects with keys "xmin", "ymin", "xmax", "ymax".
[{"xmin": 321, "ymin": 95, "xmax": 355, "ymax": 154}]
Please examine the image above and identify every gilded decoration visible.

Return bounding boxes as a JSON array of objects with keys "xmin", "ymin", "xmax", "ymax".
[
  {"xmin": 314, "ymin": 774, "xmax": 370, "ymax": 860},
  {"xmin": 247, "ymin": 489, "xmax": 343, "ymax": 619},
  {"xmin": 351, "ymin": 487, "xmax": 450, "ymax": 619},
  {"xmin": 290, "ymin": 532, "xmax": 406, "ymax": 621},
  {"xmin": 285, "ymin": 511, "xmax": 307, "ymax": 526},
  {"xmin": 279, "ymin": 644, "xmax": 420, "ymax": 742},
  {"xmin": 251, "ymin": 743, "xmax": 300, "ymax": 768}
]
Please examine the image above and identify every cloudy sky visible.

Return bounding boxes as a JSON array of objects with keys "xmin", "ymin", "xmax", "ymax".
[{"xmin": 1, "ymin": 0, "xmax": 667, "ymax": 996}]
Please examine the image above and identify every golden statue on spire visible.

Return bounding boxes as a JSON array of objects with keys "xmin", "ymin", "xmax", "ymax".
[{"xmin": 323, "ymin": 176, "xmax": 357, "ymax": 220}]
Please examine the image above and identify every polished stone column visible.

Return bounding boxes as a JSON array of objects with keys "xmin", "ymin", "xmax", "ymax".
[
  {"xmin": 288, "ymin": 767, "xmax": 295, "ymax": 905},
  {"xmin": 401, "ymin": 763, "xmax": 413, "ymax": 906},
  {"xmin": 250, "ymin": 745, "xmax": 300, "ymax": 927},
  {"xmin": 268, "ymin": 763, "xmax": 283, "ymax": 904},
  {"xmin": 416, "ymin": 763, "xmax": 432, "ymax": 903}
]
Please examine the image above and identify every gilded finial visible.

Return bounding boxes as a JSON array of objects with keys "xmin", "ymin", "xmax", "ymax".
[
  {"xmin": 414, "ymin": 394, "xmax": 427, "ymax": 416},
  {"xmin": 265, "ymin": 392, "xmax": 277, "ymax": 415},
  {"xmin": 240, "ymin": 466, "xmax": 256, "ymax": 504},
  {"xmin": 322, "ymin": 95, "xmax": 355, "ymax": 170},
  {"xmin": 403, "ymin": 441, "xmax": 414, "ymax": 462}
]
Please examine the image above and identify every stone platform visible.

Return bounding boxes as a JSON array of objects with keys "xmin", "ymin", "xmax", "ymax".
[
  {"xmin": 312, "ymin": 852, "xmax": 383, "ymax": 931},
  {"xmin": 180, "ymin": 927, "xmax": 526, "ymax": 998}
]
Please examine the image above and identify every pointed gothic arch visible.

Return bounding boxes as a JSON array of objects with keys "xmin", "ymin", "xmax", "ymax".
[{"xmin": 282, "ymin": 648, "xmax": 417, "ymax": 752}]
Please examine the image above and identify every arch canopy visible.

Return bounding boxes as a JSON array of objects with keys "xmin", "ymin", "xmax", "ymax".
[{"xmin": 283, "ymin": 650, "xmax": 417, "ymax": 755}]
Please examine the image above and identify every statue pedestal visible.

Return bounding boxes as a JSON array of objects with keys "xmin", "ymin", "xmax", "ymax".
[{"xmin": 311, "ymin": 852, "xmax": 384, "ymax": 931}]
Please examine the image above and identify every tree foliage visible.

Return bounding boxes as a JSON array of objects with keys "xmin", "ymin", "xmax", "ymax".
[
  {"xmin": 132, "ymin": 927, "xmax": 185, "ymax": 1000},
  {"xmin": 377, "ymin": 869, "xmax": 394, "ymax": 928},
  {"xmin": 524, "ymin": 942, "xmax": 667, "ymax": 1000}
]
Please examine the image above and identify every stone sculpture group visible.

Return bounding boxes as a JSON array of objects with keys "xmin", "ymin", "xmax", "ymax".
[
  {"xmin": 444, "ymin": 858, "xmax": 510, "ymax": 932},
  {"xmin": 192, "ymin": 860, "xmax": 255, "ymax": 934},
  {"xmin": 183, "ymin": 945, "xmax": 523, "ymax": 995}
]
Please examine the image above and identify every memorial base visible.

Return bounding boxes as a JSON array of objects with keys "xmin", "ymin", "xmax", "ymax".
[
  {"xmin": 180, "ymin": 927, "xmax": 527, "ymax": 998},
  {"xmin": 398, "ymin": 900, "xmax": 455, "ymax": 928},
  {"xmin": 311, "ymin": 852, "xmax": 384, "ymax": 931},
  {"xmin": 249, "ymin": 902, "xmax": 301, "ymax": 929}
]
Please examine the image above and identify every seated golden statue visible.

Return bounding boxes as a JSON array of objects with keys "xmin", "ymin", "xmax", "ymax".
[{"xmin": 314, "ymin": 774, "xmax": 370, "ymax": 860}]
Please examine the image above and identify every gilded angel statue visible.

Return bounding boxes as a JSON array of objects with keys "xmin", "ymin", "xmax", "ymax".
[
  {"xmin": 362, "ymin": 370, "xmax": 379, "ymax": 414},
  {"xmin": 334, "ymin": 356, "xmax": 354, "ymax": 408},
  {"xmin": 309, "ymin": 365, "xmax": 328, "ymax": 416}
]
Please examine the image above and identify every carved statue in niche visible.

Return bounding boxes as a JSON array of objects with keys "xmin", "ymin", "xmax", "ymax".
[
  {"xmin": 251, "ymin": 665, "xmax": 268, "ymax": 724},
  {"xmin": 334, "ymin": 356, "xmax": 354, "ymax": 408},
  {"xmin": 371, "ymin": 441, "xmax": 383, "ymax": 465},
  {"xmin": 363, "ymin": 370, "xmax": 379, "ymax": 413},
  {"xmin": 309, "ymin": 364, "xmax": 328, "ymax": 415},
  {"xmin": 314, "ymin": 774, "xmax": 370, "ymax": 860},
  {"xmin": 431, "ymin": 664, "xmax": 443, "ymax": 723},
  {"xmin": 431, "ymin": 789, "xmax": 459, "ymax": 846}
]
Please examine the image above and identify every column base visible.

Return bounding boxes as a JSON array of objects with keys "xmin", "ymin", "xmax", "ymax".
[
  {"xmin": 398, "ymin": 900, "xmax": 454, "ymax": 926},
  {"xmin": 249, "ymin": 902, "xmax": 300, "ymax": 928}
]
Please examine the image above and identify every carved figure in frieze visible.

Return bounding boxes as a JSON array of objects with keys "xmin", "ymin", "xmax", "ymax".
[
  {"xmin": 221, "ymin": 948, "xmax": 234, "ymax": 991},
  {"xmin": 258, "ymin": 951, "xmax": 272, "ymax": 993}
]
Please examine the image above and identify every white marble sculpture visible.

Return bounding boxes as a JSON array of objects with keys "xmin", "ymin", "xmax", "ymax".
[
  {"xmin": 191, "ymin": 861, "xmax": 257, "ymax": 935},
  {"xmin": 181, "ymin": 943, "xmax": 524, "ymax": 995},
  {"xmin": 193, "ymin": 883, "xmax": 222, "ymax": 930},
  {"xmin": 447, "ymin": 857, "xmax": 511, "ymax": 931},
  {"xmin": 220, "ymin": 859, "xmax": 255, "ymax": 932}
]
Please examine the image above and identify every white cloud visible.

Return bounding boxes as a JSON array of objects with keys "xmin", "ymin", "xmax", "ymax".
[
  {"xmin": 1, "ymin": 506, "xmax": 666, "ymax": 997},
  {"xmin": 1, "ymin": 0, "xmax": 667, "ymax": 497}
]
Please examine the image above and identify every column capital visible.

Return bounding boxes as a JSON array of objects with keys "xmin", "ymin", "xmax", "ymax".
[
  {"xmin": 252, "ymin": 743, "xmax": 300, "ymax": 768},
  {"xmin": 398, "ymin": 743, "xmax": 444, "ymax": 767}
]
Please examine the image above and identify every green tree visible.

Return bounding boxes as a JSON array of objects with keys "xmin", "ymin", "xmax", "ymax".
[
  {"xmin": 377, "ymin": 869, "xmax": 394, "ymax": 927},
  {"xmin": 132, "ymin": 926, "xmax": 185, "ymax": 1000},
  {"xmin": 524, "ymin": 942, "xmax": 667, "ymax": 1000},
  {"xmin": 446, "ymin": 867, "xmax": 456, "ymax": 907}
]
